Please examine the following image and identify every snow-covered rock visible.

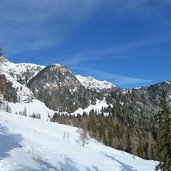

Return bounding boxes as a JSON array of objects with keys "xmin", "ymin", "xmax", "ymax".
[
  {"xmin": 0, "ymin": 56, "xmax": 44, "ymax": 103},
  {"xmin": 0, "ymin": 56, "xmax": 44, "ymax": 85},
  {"xmin": 76, "ymin": 75, "xmax": 116, "ymax": 92}
]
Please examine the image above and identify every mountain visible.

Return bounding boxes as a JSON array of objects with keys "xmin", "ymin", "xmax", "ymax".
[
  {"xmin": 1, "ymin": 55, "xmax": 171, "ymax": 119},
  {"xmin": 0, "ymin": 111, "xmax": 158, "ymax": 171},
  {"xmin": 27, "ymin": 64, "xmax": 103, "ymax": 113},
  {"xmin": 76, "ymin": 75, "xmax": 116, "ymax": 93},
  {"xmin": 0, "ymin": 56, "xmax": 44, "ymax": 85},
  {"xmin": 1, "ymin": 55, "xmax": 171, "ymax": 161},
  {"xmin": 0, "ymin": 56, "xmax": 36, "ymax": 103}
]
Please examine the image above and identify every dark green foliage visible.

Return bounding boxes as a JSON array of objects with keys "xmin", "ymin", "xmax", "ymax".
[
  {"xmin": 52, "ymin": 105, "xmax": 155, "ymax": 160},
  {"xmin": 49, "ymin": 81, "xmax": 171, "ymax": 160},
  {"xmin": 0, "ymin": 48, "xmax": 4, "ymax": 56},
  {"xmin": 155, "ymin": 91, "xmax": 171, "ymax": 171}
]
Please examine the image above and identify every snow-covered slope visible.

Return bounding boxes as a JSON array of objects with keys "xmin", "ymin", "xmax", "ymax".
[
  {"xmin": 0, "ymin": 56, "xmax": 44, "ymax": 85},
  {"xmin": 8, "ymin": 99, "xmax": 55, "ymax": 120},
  {"xmin": 0, "ymin": 56, "xmax": 45, "ymax": 103},
  {"xmin": 0, "ymin": 111, "xmax": 158, "ymax": 171},
  {"xmin": 0, "ymin": 71, "xmax": 34, "ymax": 103},
  {"xmin": 76, "ymin": 75, "xmax": 116, "ymax": 92}
]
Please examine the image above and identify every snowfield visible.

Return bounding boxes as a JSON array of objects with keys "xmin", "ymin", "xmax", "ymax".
[
  {"xmin": 8, "ymin": 100, "xmax": 55, "ymax": 121},
  {"xmin": 72, "ymin": 99, "xmax": 109, "ymax": 116},
  {"xmin": 7, "ymin": 98, "xmax": 109, "ymax": 120},
  {"xmin": 0, "ymin": 111, "xmax": 158, "ymax": 171}
]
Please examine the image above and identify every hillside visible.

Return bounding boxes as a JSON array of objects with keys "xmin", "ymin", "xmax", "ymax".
[
  {"xmin": 0, "ymin": 55, "xmax": 170, "ymax": 161},
  {"xmin": 0, "ymin": 111, "xmax": 158, "ymax": 171}
]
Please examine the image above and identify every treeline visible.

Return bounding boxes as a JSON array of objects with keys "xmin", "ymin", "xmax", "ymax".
[{"xmin": 52, "ymin": 106, "xmax": 156, "ymax": 160}]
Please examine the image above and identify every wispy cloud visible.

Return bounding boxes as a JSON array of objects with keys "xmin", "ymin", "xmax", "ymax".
[
  {"xmin": 0, "ymin": 0, "xmax": 100, "ymax": 53},
  {"xmin": 57, "ymin": 32, "xmax": 171, "ymax": 67},
  {"xmin": 1, "ymin": 0, "xmax": 170, "ymax": 54}
]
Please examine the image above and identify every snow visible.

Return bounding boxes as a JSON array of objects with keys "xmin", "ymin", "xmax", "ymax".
[
  {"xmin": 0, "ymin": 56, "xmax": 44, "ymax": 102},
  {"xmin": 0, "ymin": 70, "xmax": 34, "ymax": 103},
  {"xmin": 164, "ymin": 81, "xmax": 171, "ymax": 85},
  {"xmin": 0, "ymin": 111, "xmax": 158, "ymax": 171},
  {"xmin": 8, "ymin": 99, "xmax": 55, "ymax": 120},
  {"xmin": 5, "ymin": 97, "xmax": 112, "ymax": 119},
  {"xmin": 76, "ymin": 75, "xmax": 116, "ymax": 92},
  {"xmin": 72, "ymin": 99, "xmax": 110, "ymax": 116},
  {"xmin": 0, "ymin": 56, "xmax": 160, "ymax": 170},
  {"xmin": 0, "ymin": 57, "xmax": 44, "ymax": 81}
]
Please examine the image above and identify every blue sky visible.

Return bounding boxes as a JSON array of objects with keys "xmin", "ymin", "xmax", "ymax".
[{"xmin": 0, "ymin": 0, "xmax": 171, "ymax": 88}]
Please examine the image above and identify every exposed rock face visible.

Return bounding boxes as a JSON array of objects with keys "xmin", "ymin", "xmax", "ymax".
[
  {"xmin": 28, "ymin": 64, "xmax": 103, "ymax": 113},
  {"xmin": 7, "ymin": 63, "xmax": 44, "ymax": 85},
  {"xmin": 0, "ymin": 74, "xmax": 18, "ymax": 102},
  {"xmin": 0, "ymin": 75, "xmax": 7, "ymax": 94}
]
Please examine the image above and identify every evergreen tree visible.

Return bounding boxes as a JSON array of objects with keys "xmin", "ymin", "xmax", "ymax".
[
  {"xmin": 155, "ymin": 91, "xmax": 171, "ymax": 171},
  {"xmin": 0, "ymin": 48, "xmax": 4, "ymax": 57}
]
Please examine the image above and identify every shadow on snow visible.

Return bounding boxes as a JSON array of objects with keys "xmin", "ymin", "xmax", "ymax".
[
  {"xmin": 103, "ymin": 153, "xmax": 138, "ymax": 171},
  {"xmin": 0, "ymin": 124, "xmax": 23, "ymax": 160}
]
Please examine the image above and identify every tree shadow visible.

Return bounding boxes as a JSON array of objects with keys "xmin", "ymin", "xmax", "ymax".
[
  {"xmin": 0, "ymin": 124, "xmax": 58, "ymax": 171},
  {"xmin": 58, "ymin": 156, "xmax": 101, "ymax": 171},
  {"xmin": 16, "ymin": 165, "xmax": 58, "ymax": 171},
  {"xmin": 58, "ymin": 156, "xmax": 80, "ymax": 171},
  {"xmin": 0, "ymin": 124, "xmax": 23, "ymax": 160},
  {"xmin": 16, "ymin": 166, "xmax": 46, "ymax": 171},
  {"xmin": 103, "ymin": 153, "xmax": 138, "ymax": 171},
  {"xmin": 86, "ymin": 166, "xmax": 101, "ymax": 171}
]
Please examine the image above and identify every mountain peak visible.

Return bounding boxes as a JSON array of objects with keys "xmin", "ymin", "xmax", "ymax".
[{"xmin": 76, "ymin": 75, "xmax": 116, "ymax": 92}]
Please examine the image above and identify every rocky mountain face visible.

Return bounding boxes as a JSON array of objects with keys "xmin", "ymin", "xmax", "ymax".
[{"xmin": 27, "ymin": 64, "xmax": 103, "ymax": 113}]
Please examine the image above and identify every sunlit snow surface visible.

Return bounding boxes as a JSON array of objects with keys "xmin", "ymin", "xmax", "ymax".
[
  {"xmin": 76, "ymin": 75, "xmax": 116, "ymax": 92},
  {"xmin": 0, "ymin": 111, "xmax": 158, "ymax": 171}
]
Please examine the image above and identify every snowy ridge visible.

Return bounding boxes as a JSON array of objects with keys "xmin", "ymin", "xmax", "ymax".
[
  {"xmin": 0, "ymin": 56, "xmax": 116, "ymax": 116},
  {"xmin": 76, "ymin": 75, "xmax": 116, "ymax": 92},
  {"xmin": 0, "ymin": 56, "xmax": 44, "ymax": 84},
  {"xmin": 0, "ymin": 111, "xmax": 158, "ymax": 171},
  {"xmin": 0, "ymin": 70, "xmax": 34, "ymax": 103},
  {"xmin": 0, "ymin": 56, "xmax": 45, "ymax": 103}
]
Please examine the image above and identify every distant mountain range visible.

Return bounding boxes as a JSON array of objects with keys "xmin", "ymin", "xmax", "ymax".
[{"xmin": 1, "ymin": 55, "xmax": 171, "ymax": 114}]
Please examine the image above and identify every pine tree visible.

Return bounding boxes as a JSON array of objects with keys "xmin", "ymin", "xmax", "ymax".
[
  {"xmin": 0, "ymin": 48, "xmax": 4, "ymax": 57},
  {"xmin": 155, "ymin": 91, "xmax": 171, "ymax": 171}
]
